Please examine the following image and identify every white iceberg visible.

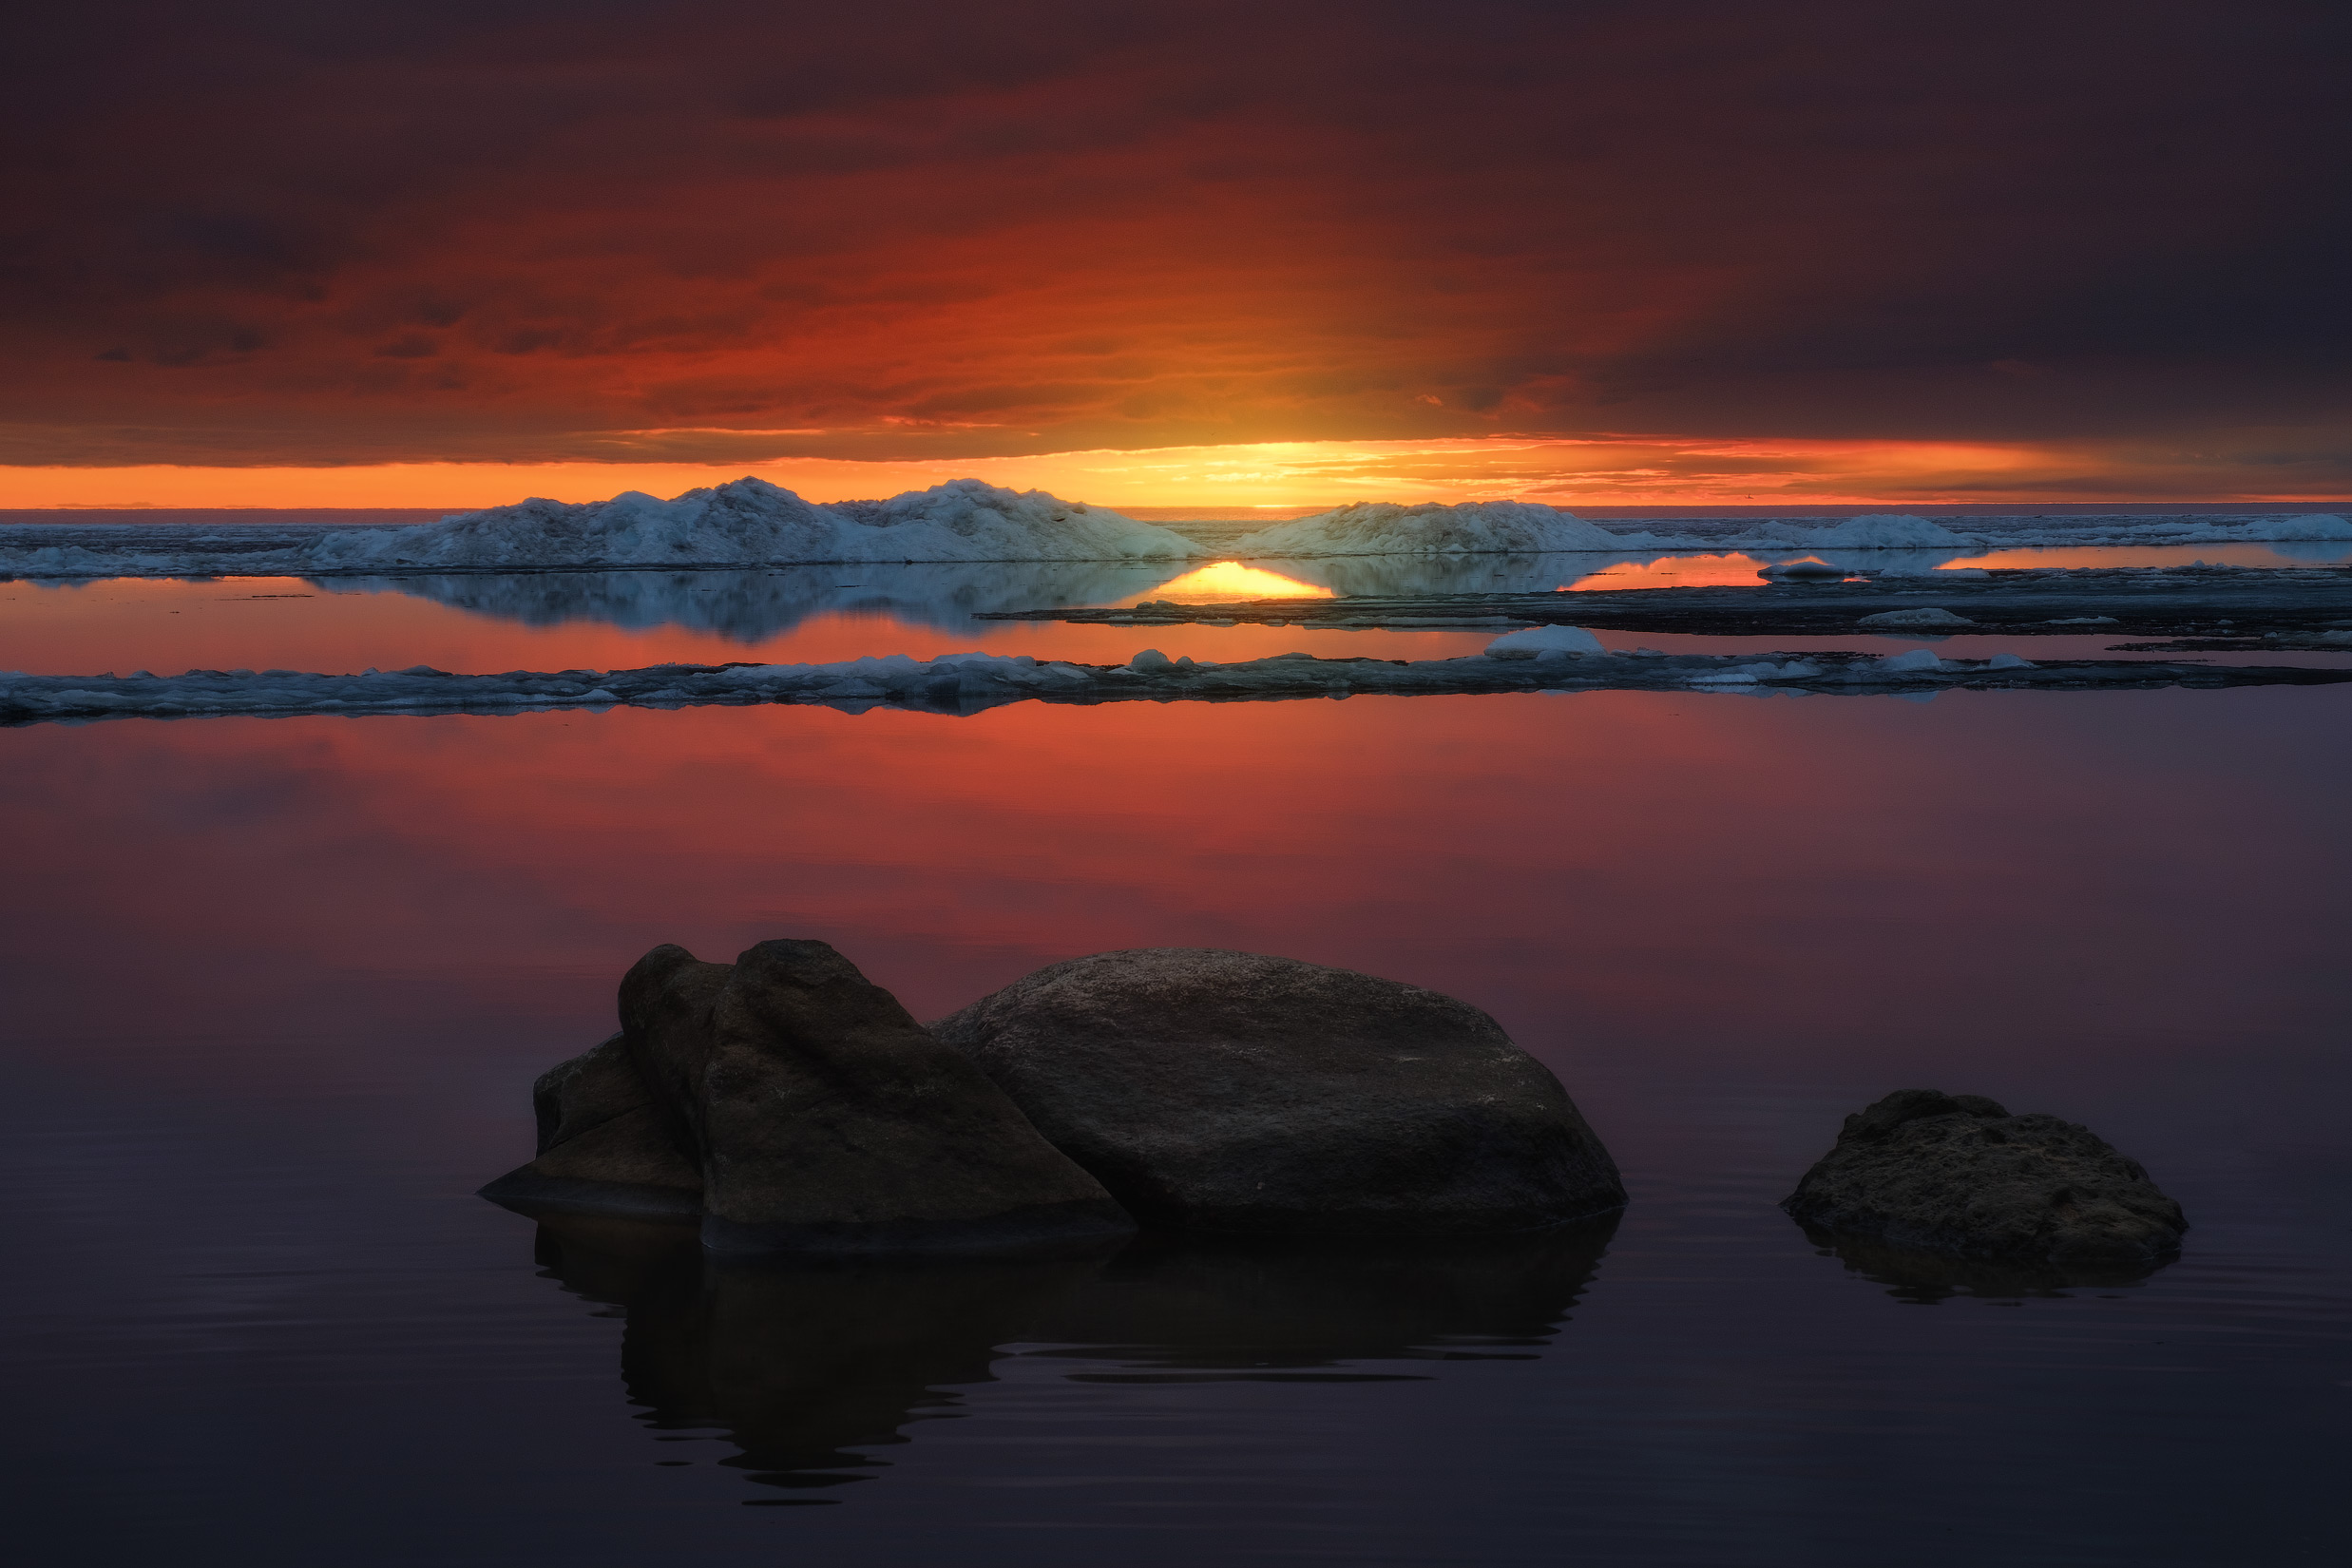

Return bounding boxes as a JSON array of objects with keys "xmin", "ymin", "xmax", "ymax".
[
  {"xmin": 1232, "ymin": 501, "xmax": 1651, "ymax": 558},
  {"xmin": 1873, "ymin": 649, "xmax": 1945, "ymax": 672}
]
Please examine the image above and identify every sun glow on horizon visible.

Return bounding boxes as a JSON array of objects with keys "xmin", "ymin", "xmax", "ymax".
[{"xmin": 1, "ymin": 434, "xmax": 2344, "ymax": 513}]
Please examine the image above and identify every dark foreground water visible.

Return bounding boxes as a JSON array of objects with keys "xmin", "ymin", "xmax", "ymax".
[{"xmin": 2, "ymin": 564, "xmax": 2347, "ymax": 1565}]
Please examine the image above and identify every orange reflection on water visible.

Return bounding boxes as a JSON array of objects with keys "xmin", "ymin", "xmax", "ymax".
[
  {"xmin": 1111, "ymin": 562, "xmax": 1334, "ymax": 604},
  {"xmin": 1564, "ymin": 554, "xmax": 1786, "ymax": 591}
]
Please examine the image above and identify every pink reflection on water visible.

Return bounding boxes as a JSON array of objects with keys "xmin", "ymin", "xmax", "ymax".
[{"xmin": 6, "ymin": 686, "xmax": 2346, "ymax": 1118}]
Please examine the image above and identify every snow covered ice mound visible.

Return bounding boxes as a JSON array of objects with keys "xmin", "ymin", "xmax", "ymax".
[
  {"xmin": 306, "ymin": 477, "xmax": 1204, "ymax": 570},
  {"xmin": 1787, "ymin": 514, "xmax": 1982, "ymax": 550},
  {"xmin": 1231, "ymin": 501, "xmax": 1652, "ymax": 557},
  {"xmin": 307, "ymin": 479, "xmax": 844, "ymax": 570},
  {"xmin": 2257, "ymin": 513, "xmax": 2352, "ymax": 541},
  {"xmin": 821, "ymin": 479, "xmax": 1203, "ymax": 562}
]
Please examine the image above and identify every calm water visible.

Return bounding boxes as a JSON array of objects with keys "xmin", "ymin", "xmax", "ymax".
[{"xmin": 3, "ymin": 552, "xmax": 2347, "ymax": 1565}]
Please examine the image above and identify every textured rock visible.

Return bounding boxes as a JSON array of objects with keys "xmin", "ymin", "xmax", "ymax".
[
  {"xmin": 483, "ymin": 939, "xmax": 1136, "ymax": 1254},
  {"xmin": 1781, "ymin": 1089, "xmax": 2186, "ymax": 1265},
  {"xmin": 930, "ymin": 947, "xmax": 1626, "ymax": 1234}
]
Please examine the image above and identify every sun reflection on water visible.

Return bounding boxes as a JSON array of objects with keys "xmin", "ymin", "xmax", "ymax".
[{"xmin": 1116, "ymin": 561, "xmax": 1335, "ymax": 603}]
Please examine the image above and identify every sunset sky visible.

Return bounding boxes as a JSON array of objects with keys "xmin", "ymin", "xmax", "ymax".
[{"xmin": 8, "ymin": 1, "xmax": 2347, "ymax": 508}]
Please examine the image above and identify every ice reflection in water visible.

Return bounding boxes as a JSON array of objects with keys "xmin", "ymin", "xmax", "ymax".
[
  {"xmin": 10, "ymin": 542, "xmax": 2344, "ymax": 679},
  {"xmin": 319, "ymin": 559, "xmax": 1189, "ymax": 641}
]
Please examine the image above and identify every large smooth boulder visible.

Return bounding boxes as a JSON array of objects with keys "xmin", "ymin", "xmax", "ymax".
[
  {"xmin": 1781, "ymin": 1089, "xmax": 2187, "ymax": 1265},
  {"xmin": 483, "ymin": 939, "xmax": 1136, "ymax": 1254},
  {"xmin": 929, "ymin": 947, "xmax": 1626, "ymax": 1234}
]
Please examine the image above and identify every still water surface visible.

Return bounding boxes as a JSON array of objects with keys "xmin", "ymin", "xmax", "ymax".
[{"xmin": 2, "ymin": 555, "xmax": 2345, "ymax": 1565}]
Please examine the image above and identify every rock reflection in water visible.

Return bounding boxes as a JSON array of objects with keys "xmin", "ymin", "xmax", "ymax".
[
  {"xmin": 534, "ymin": 1214, "xmax": 1104, "ymax": 1499},
  {"xmin": 1803, "ymin": 1229, "xmax": 2177, "ymax": 1305},
  {"xmin": 1023, "ymin": 1226, "xmax": 1617, "ymax": 1383},
  {"xmin": 318, "ymin": 560, "xmax": 1187, "ymax": 641},
  {"xmin": 529, "ymin": 1214, "xmax": 1616, "ymax": 1501}
]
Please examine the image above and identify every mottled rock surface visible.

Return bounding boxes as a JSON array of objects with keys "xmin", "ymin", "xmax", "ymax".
[
  {"xmin": 930, "ymin": 947, "xmax": 1626, "ymax": 1235},
  {"xmin": 483, "ymin": 939, "xmax": 1135, "ymax": 1253},
  {"xmin": 1782, "ymin": 1089, "xmax": 2186, "ymax": 1265}
]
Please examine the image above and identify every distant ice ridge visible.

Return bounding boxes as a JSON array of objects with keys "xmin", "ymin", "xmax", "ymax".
[
  {"xmin": 0, "ymin": 478, "xmax": 1206, "ymax": 578},
  {"xmin": 1221, "ymin": 504, "xmax": 2351, "ymax": 559},
  {"xmin": 1232, "ymin": 501, "xmax": 1657, "ymax": 557},
  {"xmin": 310, "ymin": 478, "xmax": 1204, "ymax": 569},
  {"xmin": 1701, "ymin": 511, "xmax": 2352, "ymax": 550}
]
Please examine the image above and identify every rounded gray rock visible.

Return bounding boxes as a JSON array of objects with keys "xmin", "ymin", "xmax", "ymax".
[
  {"xmin": 1781, "ymin": 1089, "xmax": 2186, "ymax": 1266},
  {"xmin": 929, "ymin": 947, "xmax": 1626, "ymax": 1235}
]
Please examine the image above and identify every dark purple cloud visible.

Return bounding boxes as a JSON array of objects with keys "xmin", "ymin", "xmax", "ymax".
[{"xmin": 4, "ymin": 1, "xmax": 2346, "ymax": 474}]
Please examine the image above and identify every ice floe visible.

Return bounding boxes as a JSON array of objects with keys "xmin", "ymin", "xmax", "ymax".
[
  {"xmin": 5, "ymin": 644, "xmax": 2337, "ymax": 727},
  {"xmin": 1484, "ymin": 624, "xmax": 1605, "ymax": 659},
  {"xmin": 1858, "ymin": 607, "xmax": 1976, "ymax": 628}
]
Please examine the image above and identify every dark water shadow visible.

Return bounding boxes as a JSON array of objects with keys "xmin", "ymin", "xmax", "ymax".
[
  {"xmin": 1802, "ymin": 1227, "xmax": 2177, "ymax": 1304},
  {"xmin": 1018, "ymin": 1226, "xmax": 1617, "ymax": 1382},
  {"xmin": 529, "ymin": 1214, "xmax": 1618, "ymax": 1501},
  {"xmin": 531, "ymin": 1214, "xmax": 1102, "ymax": 1500}
]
